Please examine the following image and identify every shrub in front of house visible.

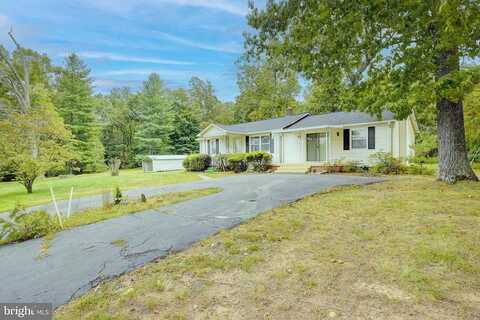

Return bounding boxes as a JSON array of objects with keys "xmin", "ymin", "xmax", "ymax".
[
  {"xmin": 212, "ymin": 154, "xmax": 229, "ymax": 172},
  {"xmin": 227, "ymin": 153, "xmax": 248, "ymax": 173},
  {"xmin": 183, "ymin": 153, "xmax": 211, "ymax": 171},
  {"xmin": 369, "ymin": 152, "xmax": 407, "ymax": 175},
  {"xmin": 245, "ymin": 151, "xmax": 272, "ymax": 172}
]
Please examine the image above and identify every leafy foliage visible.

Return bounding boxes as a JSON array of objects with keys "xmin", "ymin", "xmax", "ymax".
[
  {"xmin": 0, "ymin": 207, "xmax": 57, "ymax": 243},
  {"xmin": 182, "ymin": 154, "xmax": 212, "ymax": 172},
  {"xmin": 369, "ymin": 152, "xmax": 407, "ymax": 175},
  {"xmin": 233, "ymin": 58, "xmax": 300, "ymax": 122},
  {"xmin": 227, "ymin": 153, "xmax": 248, "ymax": 173},
  {"xmin": 245, "ymin": 151, "xmax": 272, "ymax": 172},
  {"xmin": 168, "ymin": 90, "xmax": 200, "ymax": 155},
  {"xmin": 0, "ymin": 84, "xmax": 74, "ymax": 193}
]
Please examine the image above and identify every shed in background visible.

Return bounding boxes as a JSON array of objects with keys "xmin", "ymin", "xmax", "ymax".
[{"xmin": 142, "ymin": 155, "xmax": 187, "ymax": 172}]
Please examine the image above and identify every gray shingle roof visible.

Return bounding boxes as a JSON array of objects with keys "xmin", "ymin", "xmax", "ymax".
[
  {"xmin": 215, "ymin": 113, "xmax": 309, "ymax": 133},
  {"xmin": 210, "ymin": 111, "xmax": 396, "ymax": 135},
  {"xmin": 284, "ymin": 111, "xmax": 395, "ymax": 130}
]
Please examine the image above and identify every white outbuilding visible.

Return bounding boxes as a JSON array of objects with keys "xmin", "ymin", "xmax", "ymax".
[{"xmin": 142, "ymin": 155, "xmax": 187, "ymax": 172}]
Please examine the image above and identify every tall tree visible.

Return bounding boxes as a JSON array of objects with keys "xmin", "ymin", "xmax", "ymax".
[
  {"xmin": 234, "ymin": 58, "xmax": 300, "ymax": 122},
  {"xmin": 168, "ymin": 89, "xmax": 200, "ymax": 154},
  {"xmin": 0, "ymin": 32, "xmax": 72, "ymax": 193},
  {"xmin": 55, "ymin": 53, "xmax": 104, "ymax": 173},
  {"xmin": 98, "ymin": 88, "xmax": 140, "ymax": 167},
  {"xmin": 301, "ymin": 82, "xmax": 341, "ymax": 114},
  {"xmin": 188, "ymin": 76, "xmax": 222, "ymax": 127},
  {"xmin": 247, "ymin": 0, "xmax": 479, "ymax": 183},
  {"xmin": 135, "ymin": 73, "xmax": 173, "ymax": 155}
]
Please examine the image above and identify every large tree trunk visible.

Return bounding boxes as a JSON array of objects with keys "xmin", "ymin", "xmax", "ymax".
[{"xmin": 436, "ymin": 49, "xmax": 478, "ymax": 183}]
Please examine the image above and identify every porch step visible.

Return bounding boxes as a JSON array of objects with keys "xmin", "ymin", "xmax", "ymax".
[{"xmin": 274, "ymin": 164, "xmax": 312, "ymax": 174}]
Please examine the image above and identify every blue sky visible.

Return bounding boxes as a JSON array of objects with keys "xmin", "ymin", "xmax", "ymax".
[{"xmin": 0, "ymin": 0, "xmax": 258, "ymax": 101}]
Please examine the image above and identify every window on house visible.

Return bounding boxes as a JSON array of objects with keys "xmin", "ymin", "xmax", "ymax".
[
  {"xmin": 250, "ymin": 136, "xmax": 260, "ymax": 151},
  {"xmin": 351, "ymin": 128, "xmax": 367, "ymax": 149},
  {"xmin": 261, "ymin": 136, "xmax": 270, "ymax": 152},
  {"xmin": 249, "ymin": 135, "xmax": 271, "ymax": 152}
]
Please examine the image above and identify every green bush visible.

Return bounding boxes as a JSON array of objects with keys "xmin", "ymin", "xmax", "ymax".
[
  {"xmin": 227, "ymin": 153, "xmax": 248, "ymax": 173},
  {"xmin": 245, "ymin": 151, "xmax": 272, "ymax": 172},
  {"xmin": 406, "ymin": 164, "xmax": 435, "ymax": 176},
  {"xmin": 411, "ymin": 155, "xmax": 438, "ymax": 164},
  {"xmin": 182, "ymin": 153, "xmax": 211, "ymax": 171},
  {"xmin": 342, "ymin": 160, "xmax": 363, "ymax": 173},
  {"xmin": 369, "ymin": 152, "xmax": 407, "ymax": 175},
  {"xmin": 0, "ymin": 208, "xmax": 57, "ymax": 243},
  {"xmin": 213, "ymin": 154, "xmax": 229, "ymax": 172}
]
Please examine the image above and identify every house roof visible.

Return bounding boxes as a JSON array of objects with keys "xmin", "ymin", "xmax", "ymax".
[
  {"xmin": 214, "ymin": 113, "xmax": 309, "ymax": 134},
  {"xmin": 284, "ymin": 111, "xmax": 396, "ymax": 130}
]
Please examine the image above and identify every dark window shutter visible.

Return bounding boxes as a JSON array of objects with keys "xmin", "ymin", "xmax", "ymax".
[
  {"xmin": 343, "ymin": 129, "xmax": 350, "ymax": 150},
  {"xmin": 368, "ymin": 126, "xmax": 375, "ymax": 149},
  {"xmin": 246, "ymin": 136, "xmax": 249, "ymax": 152},
  {"xmin": 207, "ymin": 140, "xmax": 211, "ymax": 154},
  {"xmin": 215, "ymin": 139, "xmax": 219, "ymax": 154},
  {"xmin": 270, "ymin": 134, "xmax": 274, "ymax": 153}
]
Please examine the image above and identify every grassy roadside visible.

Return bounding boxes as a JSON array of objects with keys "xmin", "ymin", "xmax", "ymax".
[
  {"xmin": 56, "ymin": 176, "xmax": 480, "ymax": 320},
  {"xmin": 1, "ymin": 188, "xmax": 221, "ymax": 247},
  {"xmin": 0, "ymin": 169, "xmax": 230, "ymax": 212}
]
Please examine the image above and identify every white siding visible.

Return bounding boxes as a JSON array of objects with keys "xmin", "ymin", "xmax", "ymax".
[
  {"xmin": 329, "ymin": 123, "xmax": 391, "ymax": 164},
  {"xmin": 201, "ymin": 125, "xmax": 226, "ymax": 138}
]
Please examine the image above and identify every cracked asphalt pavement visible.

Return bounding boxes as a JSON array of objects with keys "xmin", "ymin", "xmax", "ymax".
[{"xmin": 0, "ymin": 173, "xmax": 381, "ymax": 308}]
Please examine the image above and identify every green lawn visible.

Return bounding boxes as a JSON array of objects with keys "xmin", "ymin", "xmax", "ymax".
[
  {"xmin": 0, "ymin": 169, "xmax": 219, "ymax": 212},
  {"xmin": 56, "ymin": 175, "xmax": 480, "ymax": 320}
]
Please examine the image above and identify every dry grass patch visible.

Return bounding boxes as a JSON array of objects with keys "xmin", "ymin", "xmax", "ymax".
[{"xmin": 56, "ymin": 176, "xmax": 480, "ymax": 320}]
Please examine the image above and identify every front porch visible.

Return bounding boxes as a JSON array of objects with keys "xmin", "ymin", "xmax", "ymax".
[{"xmin": 199, "ymin": 128, "xmax": 337, "ymax": 166}]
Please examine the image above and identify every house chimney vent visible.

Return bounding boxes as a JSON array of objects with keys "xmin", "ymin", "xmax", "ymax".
[{"xmin": 287, "ymin": 107, "xmax": 293, "ymax": 116}]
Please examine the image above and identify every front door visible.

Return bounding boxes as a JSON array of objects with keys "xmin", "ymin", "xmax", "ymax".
[{"xmin": 306, "ymin": 133, "xmax": 327, "ymax": 162}]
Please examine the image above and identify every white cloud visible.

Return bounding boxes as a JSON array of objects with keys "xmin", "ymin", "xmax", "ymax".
[
  {"xmin": 77, "ymin": 51, "xmax": 193, "ymax": 65},
  {"xmin": 162, "ymin": 0, "xmax": 246, "ymax": 16},
  {"xmin": 98, "ymin": 68, "xmax": 191, "ymax": 78},
  {"xmin": 96, "ymin": 68, "xmax": 225, "ymax": 80},
  {"xmin": 78, "ymin": 0, "xmax": 247, "ymax": 16},
  {"xmin": 153, "ymin": 32, "xmax": 242, "ymax": 54}
]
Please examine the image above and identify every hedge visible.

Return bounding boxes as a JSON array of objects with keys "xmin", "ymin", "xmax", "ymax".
[{"xmin": 183, "ymin": 153, "xmax": 211, "ymax": 171}]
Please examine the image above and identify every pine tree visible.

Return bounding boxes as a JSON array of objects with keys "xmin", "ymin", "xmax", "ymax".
[
  {"xmin": 135, "ymin": 74, "xmax": 173, "ymax": 155},
  {"xmin": 55, "ymin": 53, "xmax": 104, "ymax": 173},
  {"xmin": 169, "ymin": 90, "xmax": 200, "ymax": 155}
]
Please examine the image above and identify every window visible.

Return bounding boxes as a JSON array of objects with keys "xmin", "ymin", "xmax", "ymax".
[
  {"xmin": 261, "ymin": 136, "xmax": 270, "ymax": 152},
  {"xmin": 250, "ymin": 136, "xmax": 260, "ymax": 151},
  {"xmin": 351, "ymin": 128, "xmax": 367, "ymax": 149},
  {"xmin": 249, "ymin": 135, "xmax": 271, "ymax": 152}
]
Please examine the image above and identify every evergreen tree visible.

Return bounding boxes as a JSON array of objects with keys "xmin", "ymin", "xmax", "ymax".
[
  {"xmin": 169, "ymin": 89, "xmax": 200, "ymax": 154},
  {"xmin": 135, "ymin": 73, "xmax": 173, "ymax": 155},
  {"xmin": 55, "ymin": 53, "xmax": 104, "ymax": 173}
]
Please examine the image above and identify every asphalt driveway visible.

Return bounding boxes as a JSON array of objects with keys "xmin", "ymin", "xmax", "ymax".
[{"xmin": 0, "ymin": 173, "xmax": 380, "ymax": 308}]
